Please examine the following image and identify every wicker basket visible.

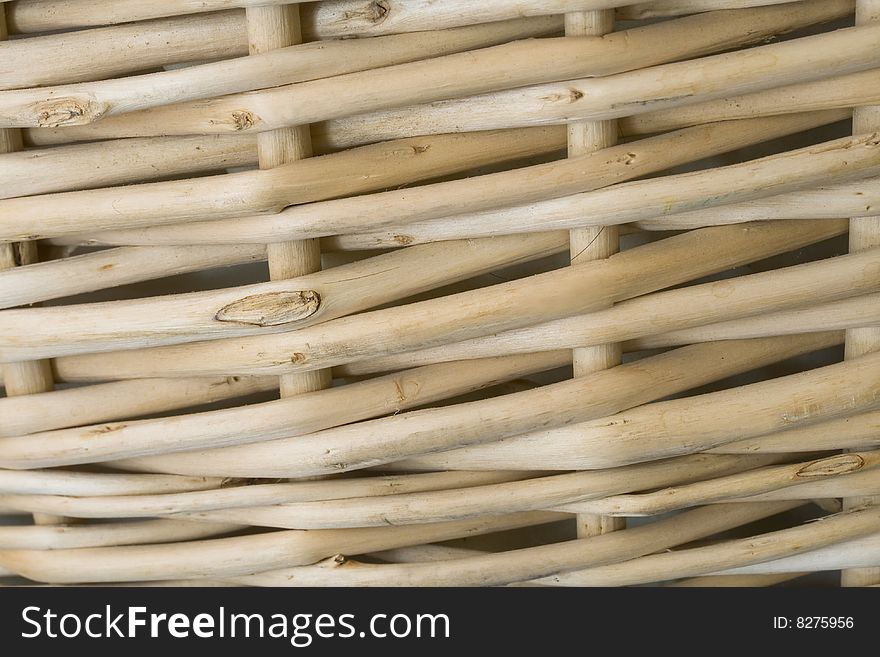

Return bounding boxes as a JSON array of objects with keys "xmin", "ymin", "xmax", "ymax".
[{"xmin": 0, "ymin": 0, "xmax": 878, "ymax": 587}]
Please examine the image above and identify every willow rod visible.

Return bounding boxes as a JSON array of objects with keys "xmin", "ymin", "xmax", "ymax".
[
  {"xmin": 230, "ymin": 503, "xmax": 800, "ymax": 587},
  {"xmin": 174, "ymin": 455, "xmax": 786, "ymax": 529},
  {"xmin": 4, "ymin": 0, "xmax": 624, "ymax": 34},
  {"xmin": 341, "ymin": 239, "xmax": 873, "ymax": 376},
  {"xmin": 537, "ymin": 506, "xmax": 880, "ymax": 587},
  {"xmin": 0, "ymin": 127, "xmax": 567, "ymax": 242},
  {"xmin": 553, "ymin": 453, "xmax": 880, "ymax": 517},
  {"xmin": 0, "ymin": 511, "xmax": 561, "ymax": 584},
  {"xmin": 396, "ymin": 345, "xmax": 880, "ymax": 472},
  {"xmin": 110, "ymin": 335, "xmax": 835, "ymax": 478},
  {"xmin": 65, "ymin": 112, "xmax": 838, "ymax": 248},
  {"xmin": 308, "ymin": 128, "xmax": 873, "ymax": 245},
  {"xmin": 0, "ymin": 231, "xmax": 568, "ymax": 361},
  {"xmin": 40, "ymin": 221, "xmax": 836, "ymax": 377},
  {"xmin": 46, "ymin": 3, "xmax": 856, "ymax": 139},
  {"xmin": 0, "ymin": 352, "xmax": 568, "ymax": 469}
]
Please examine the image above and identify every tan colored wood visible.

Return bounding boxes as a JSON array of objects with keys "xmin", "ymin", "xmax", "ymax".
[{"xmin": 110, "ymin": 334, "xmax": 836, "ymax": 478}]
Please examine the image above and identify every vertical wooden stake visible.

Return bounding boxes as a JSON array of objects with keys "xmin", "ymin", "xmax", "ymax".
[
  {"xmin": 565, "ymin": 9, "xmax": 625, "ymax": 539},
  {"xmin": 245, "ymin": 4, "xmax": 331, "ymax": 398},
  {"xmin": 0, "ymin": 4, "xmax": 66, "ymax": 527},
  {"xmin": 842, "ymin": 0, "xmax": 880, "ymax": 588}
]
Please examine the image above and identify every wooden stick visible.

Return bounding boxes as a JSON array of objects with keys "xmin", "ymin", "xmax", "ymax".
[
  {"xmin": 0, "ymin": 232, "xmax": 568, "ymax": 361},
  {"xmin": 0, "ymin": 352, "xmax": 567, "ymax": 469},
  {"xmin": 552, "ymin": 453, "xmax": 880, "ymax": 517},
  {"xmin": 0, "ymin": 511, "xmax": 562, "ymax": 583},
  {"xmin": 110, "ymin": 335, "xmax": 837, "ymax": 478},
  {"xmin": 0, "ymin": 245, "xmax": 266, "ymax": 309},
  {"xmin": 636, "ymin": 178, "xmax": 880, "ymax": 230},
  {"xmin": 307, "ymin": 0, "xmax": 629, "ymax": 39},
  {"xmin": 341, "ymin": 238, "xmax": 873, "ymax": 376},
  {"xmin": 310, "ymin": 127, "xmax": 873, "ymax": 245},
  {"xmin": 247, "ymin": 3, "xmax": 329, "ymax": 400},
  {"xmin": 0, "ymin": 470, "xmax": 224, "ymax": 497},
  {"xmin": 171, "ymin": 455, "xmax": 783, "ymax": 529},
  {"xmin": 0, "ymin": 519, "xmax": 243, "ymax": 550},
  {"xmin": 0, "ymin": 375, "xmax": 279, "ymax": 437},
  {"xmin": 39, "ymin": 221, "xmax": 836, "ymax": 378},
  {"xmin": 713, "ymin": 410, "xmax": 880, "ymax": 455},
  {"xmin": 3, "ymin": 0, "xmax": 618, "ymax": 34},
  {"xmin": 566, "ymin": 5, "xmax": 623, "ymax": 542},
  {"xmin": 228, "ymin": 503, "xmax": 799, "ymax": 586},
  {"xmin": 843, "ymin": 0, "xmax": 880, "ymax": 588},
  {"xmin": 0, "ymin": 5, "xmax": 63, "ymax": 529},
  {"xmin": 0, "ymin": 471, "xmax": 538, "ymax": 518},
  {"xmin": 666, "ymin": 574, "xmax": 806, "ymax": 587},
  {"xmin": 0, "ymin": 135, "xmax": 259, "ymax": 199},
  {"xmin": 62, "ymin": 113, "xmax": 838, "ymax": 248},
  {"xmin": 528, "ymin": 505, "xmax": 880, "ymax": 586},
  {"xmin": 29, "ymin": 2, "xmax": 848, "ymax": 140},
  {"xmin": 618, "ymin": 0, "xmax": 810, "ymax": 19},
  {"xmin": 626, "ymin": 293, "xmax": 880, "ymax": 351},
  {"xmin": 0, "ymin": 126, "xmax": 569, "ymax": 242},
  {"xmin": 716, "ymin": 533, "xmax": 880, "ymax": 575},
  {"xmin": 0, "ymin": 18, "xmax": 563, "ymax": 128},
  {"xmin": 0, "ymin": 11, "xmax": 249, "ymax": 89},
  {"xmin": 397, "ymin": 344, "xmax": 880, "ymax": 473}
]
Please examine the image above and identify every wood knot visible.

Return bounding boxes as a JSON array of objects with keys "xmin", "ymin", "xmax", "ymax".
[
  {"xmin": 35, "ymin": 97, "xmax": 107, "ymax": 127},
  {"xmin": 796, "ymin": 454, "xmax": 865, "ymax": 478},
  {"xmin": 215, "ymin": 290, "xmax": 321, "ymax": 327},
  {"xmin": 368, "ymin": 0, "xmax": 390, "ymax": 23},
  {"xmin": 230, "ymin": 110, "xmax": 257, "ymax": 131}
]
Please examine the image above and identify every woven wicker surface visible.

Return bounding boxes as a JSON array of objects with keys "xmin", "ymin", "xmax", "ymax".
[{"xmin": 0, "ymin": 0, "xmax": 879, "ymax": 586}]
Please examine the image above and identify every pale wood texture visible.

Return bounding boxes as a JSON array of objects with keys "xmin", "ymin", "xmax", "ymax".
[{"xmin": 843, "ymin": 0, "xmax": 880, "ymax": 588}]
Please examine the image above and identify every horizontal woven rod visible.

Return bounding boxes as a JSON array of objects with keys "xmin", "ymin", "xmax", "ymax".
[
  {"xmin": 552, "ymin": 453, "xmax": 880, "ymax": 517},
  {"xmin": 0, "ymin": 232, "xmax": 568, "ymax": 361},
  {"xmin": 68, "ymin": 112, "xmax": 837, "ymax": 247},
  {"xmin": 0, "ymin": 471, "xmax": 539, "ymax": 518},
  {"xmin": 0, "ymin": 470, "xmax": 225, "ymax": 497},
  {"xmin": 47, "ymin": 2, "xmax": 854, "ymax": 139},
  {"xmin": 718, "ymin": 533, "xmax": 880, "ymax": 575},
  {"xmin": 618, "ymin": 0, "xmax": 807, "ymax": 18},
  {"xmin": 229, "ymin": 503, "xmax": 798, "ymax": 586},
  {"xmin": 11, "ymin": 474, "xmax": 545, "ymax": 516},
  {"xmin": 0, "ymin": 519, "xmax": 243, "ymax": 550},
  {"xmin": 666, "ymin": 574, "xmax": 807, "ymax": 587},
  {"xmin": 0, "ymin": 135, "xmax": 260, "ymax": 199},
  {"xmin": 0, "ymin": 19, "xmax": 561, "ymax": 127},
  {"xmin": 41, "ymin": 220, "xmax": 834, "ymax": 378},
  {"xmin": 0, "ymin": 11, "xmax": 249, "ymax": 89},
  {"xmin": 0, "ymin": 245, "xmax": 267, "ymax": 309},
  {"xmin": 172, "ymin": 455, "xmax": 786, "ymax": 529},
  {"xmin": 341, "ymin": 238, "xmax": 872, "ymax": 375},
  {"xmin": 0, "ymin": 352, "xmax": 568, "ymax": 468},
  {"xmin": 626, "ymin": 293, "xmax": 880, "ymax": 351},
  {"xmin": 528, "ymin": 505, "xmax": 880, "ymax": 586},
  {"xmin": 308, "ymin": 0, "xmax": 623, "ymax": 38},
  {"xmin": 309, "ymin": 128, "xmax": 873, "ymax": 245},
  {"xmin": 346, "ymin": 295, "xmax": 876, "ymax": 377},
  {"xmin": 0, "ymin": 511, "xmax": 561, "ymax": 584},
  {"xmin": 396, "ymin": 345, "xmax": 880, "ymax": 472},
  {"xmin": 0, "ymin": 375, "xmax": 280, "ymax": 437},
  {"xmin": 4, "ymin": 0, "xmax": 624, "ymax": 34},
  {"xmin": 714, "ymin": 469, "xmax": 880, "ymax": 502},
  {"xmin": 713, "ymin": 410, "xmax": 880, "ymax": 454},
  {"xmin": 623, "ymin": 69, "xmax": 880, "ymax": 136},
  {"xmin": 0, "ymin": 457, "xmax": 773, "ymax": 523},
  {"xmin": 637, "ymin": 178, "xmax": 880, "ymax": 229},
  {"xmin": 0, "ymin": 127, "xmax": 566, "ymax": 243},
  {"xmin": 111, "ymin": 335, "xmax": 835, "ymax": 478}
]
